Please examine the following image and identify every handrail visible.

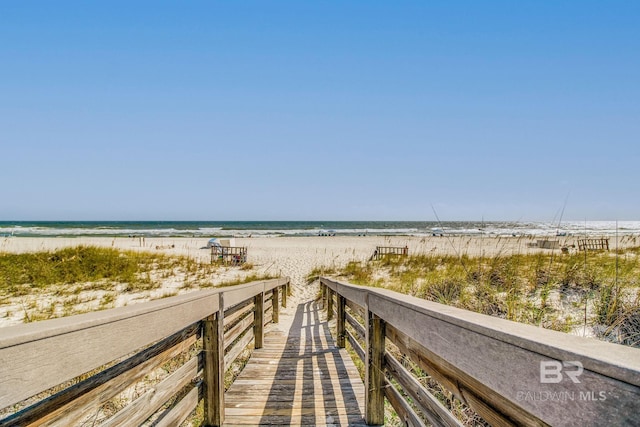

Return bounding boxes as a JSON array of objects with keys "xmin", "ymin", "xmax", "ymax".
[
  {"xmin": 0, "ymin": 277, "xmax": 290, "ymax": 426},
  {"xmin": 320, "ymin": 277, "xmax": 640, "ymax": 426}
]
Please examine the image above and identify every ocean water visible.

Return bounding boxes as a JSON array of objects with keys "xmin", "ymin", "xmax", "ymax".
[{"xmin": 1, "ymin": 221, "xmax": 639, "ymax": 238}]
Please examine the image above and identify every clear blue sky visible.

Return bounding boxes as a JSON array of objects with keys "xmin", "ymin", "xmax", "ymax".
[{"xmin": 1, "ymin": 1, "xmax": 638, "ymax": 221}]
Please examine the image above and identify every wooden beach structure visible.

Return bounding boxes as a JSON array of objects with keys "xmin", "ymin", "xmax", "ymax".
[
  {"xmin": 1, "ymin": 277, "xmax": 639, "ymax": 426},
  {"xmin": 211, "ymin": 245, "xmax": 248, "ymax": 265},
  {"xmin": 578, "ymin": 238, "xmax": 610, "ymax": 252},
  {"xmin": 370, "ymin": 245, "xmax": 409, "ymax": 261}
]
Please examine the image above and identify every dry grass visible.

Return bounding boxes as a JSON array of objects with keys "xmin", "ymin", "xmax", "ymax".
[
  {"xmin": 0, "ymin": 246, "xmax": 273, "ymax": 325},
  {"xmin": 337, "ymin": 248, "xmax": 640, "ymax": 346}
]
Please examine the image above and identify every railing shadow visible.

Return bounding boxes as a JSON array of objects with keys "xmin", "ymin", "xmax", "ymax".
[{"xmin": 257, "ymin": 299, "xmax": 364, "ymax": 425}]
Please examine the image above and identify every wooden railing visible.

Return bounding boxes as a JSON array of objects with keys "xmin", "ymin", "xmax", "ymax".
[
  {"xmin": 0, "ymin": 278, "xmax": 290, "ymax": 427},
  {"xmin": 577, "ymin": 238, "xmax": 610, "ymax": 252},
  {"xmin": 210, "ymin": 246, "xmax": 248, "ymax": 265},
  {"xmin": 371, "ymin": 246, "xmax": 409, "ymax": 261},
  {"xmin": 320, "ymin": 277, "xmax": 640, "ymax": 427}
]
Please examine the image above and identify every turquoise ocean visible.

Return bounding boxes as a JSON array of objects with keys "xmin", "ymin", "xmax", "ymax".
[{"xmin": 1, "ymin": 221, "xmax": 639, "ymax": 238}]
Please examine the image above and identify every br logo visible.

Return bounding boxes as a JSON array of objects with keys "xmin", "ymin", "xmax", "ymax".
[{"xmin": 540, "ymin": 361, "xmax": 583, "ymax": 384}]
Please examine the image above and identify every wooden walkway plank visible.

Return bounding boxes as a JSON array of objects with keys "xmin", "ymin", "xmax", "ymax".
[{"xmin": 223, "ymin": 298, "xmax": 366, "ymax": 426}]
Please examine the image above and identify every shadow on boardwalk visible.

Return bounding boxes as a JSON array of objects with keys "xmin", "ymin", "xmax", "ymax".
[{"xmin": 224, "ymin": 299, "xmax": 366, "ymax": 426}]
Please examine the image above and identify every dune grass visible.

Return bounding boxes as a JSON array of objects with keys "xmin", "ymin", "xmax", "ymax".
[
  {"xmin": 0, "ymin": 246, "xmax": 274, "ymax": 324},
  {"xmin": 337, "ymin": 248, "xmax": 640, "ymax": 346},
  {"xmin": 0, "ymin": 246, "xmax": 197, "ymax": 296}
]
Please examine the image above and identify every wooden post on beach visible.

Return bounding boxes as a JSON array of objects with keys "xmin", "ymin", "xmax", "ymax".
[
  {"xmin": 287, "ymin": 282, "xmax": 292, "ymax": 297},
  {"xmin": 272, "ymin": 287, "xmax": 280, "ymax": 324},
  {"xmin": 281, "ymin": 284, "xmax": 287, "ymax": 308},
  {"xmin": 327, "ymin": 288, "xmax": 334, "ymax": 321},
  {"xmin": 365, "ymin": 309, "xmax": 385, "ymax": 425},
  {"xmin": 254, "ymin": 292, "xmax": 264, "ymax": 349},
  {"xmin": 336, "ymin": 294, "xmax": 346, "ymax": 348},
  {"xmin": 321, "ymin": 284, "xmax": 326, "ymax": 307},
  {"xmin": 203, "ymin": 294, "xmax": 225, "ymax": 426}
]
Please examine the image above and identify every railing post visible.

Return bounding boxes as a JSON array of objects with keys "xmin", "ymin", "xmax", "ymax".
[
  {"xmin": 336, "ymin": 293, "xmax": 346, "ymax": 348},
  {"xmin": 287, "ymin": 282, "xmax": 292, "ymax": 296},
  {"xmin": 254, "ymin": 292, "xmax": 264, "ymax": 349},
  {"xmin": 282, "ymin": 284, "xmax": 287, "ymax": 308},
  {"xmin": 272, "ymin": 287, "xmax": 280, "ymax": 324},
  {"xmin": 327, "ymin": 288, "xmax": 334, "ymax": 321},
  {"xmin": 366, "ymin": 306, "xmax": 385, "ymax": 425},
  {"xmin": 321, "ymin": 283, "xmax": 326, "ymax": 307},
  {"xmin": 203, "ymin": 293, "xmax": 225, "ymax": 426}
]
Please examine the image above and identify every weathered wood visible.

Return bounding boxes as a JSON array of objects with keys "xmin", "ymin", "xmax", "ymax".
[
  {"xmin": 327, "ymin": 288, "xmax": 334, "ymax": 321},
  {"xmin": 347, "ymin": 329, "xmax": 365, "ymax": 363},
  {"xmin": 337, "ymin": 294, "xmax": 346, "ymax": 348},
  {"xmin": 384, "ymin": 379, "xmax": 423, "ymax": 427},
  {"xmin": 203, "ymin": 292, "xmax": 225, "ymax": 426},
  {"xmin": 223, "ymin": 299, "xmax": 366, "ymax": 426},
  {"xmin": 0, "ymin": 324, "xmax": 198, "ymax": 427},
  {"xmin": 371, "ymin": 291, "xmax": 640, "ymax": 426},
  {"xmin": 0, "ymin": 291, "xmax": 219, "ymax": 409},
  {"xmin": 384, "ymin": 352, "xmax": 463, "ymax": 427},
  {"xmin": 365, "ymin": 310, "xmax": 385, "ymax": 425},
  {"xmin": 154, "ymin": 383, "xmax": 200, "ymax": 427},
  {"xmin": 325, "ymin": 278, "xmax": 640, "ymax": 427},
  {"xmin": 281, "ymin": 284, "xmax": 287, "ymax": 308},
  {"xmin": 101, "ymin": 355, "xmax": 200, "ymax": 427},
  {"xmin": 254, "ymin": 292, "xmax": 264, "ymax": 349},
  {"xmin": 272, "ymin": 287, "xmax": 280, "ymax": 324},
  {"xmin": 578, "ymin": 238, "xmax": 610, "ymax": 251},
  {"xmin": 321, "ymin": 277, "xmax": 367, "ymax": 308},
  {"xmin": 211, "ymin": 245, "xmax": 247, "ymax": 265},
  {"xmin": 346, "ymin": 299, "xmax": 366, "ymax": 318},
  {"xmin": 386, "ymin": 324, "xmax": 463, "ymax": 405},
  {"xmin": 264, "ymin": 278, "xmax": 288, "ymax": 293},
  {"xmin": 224, "ymin": 313, "xmax": 255, "ymax": 350},
  {"xmin": 346, "ymin": 311, "xmax": 366, "ymax": 342},
  {"xmin": 222, "ymin": 278, "xmax": 287, "ymax": 311},
  {"xmin": 224, "ymin": 329, "xmax": 254, "ymax": 368},
  {"xmin": 371, "ymin": 245, "xmax": 409, "ymax": 261},
  {"xmin": 223, "ymin": 300, "xmax": 253, "ymax": 328}
]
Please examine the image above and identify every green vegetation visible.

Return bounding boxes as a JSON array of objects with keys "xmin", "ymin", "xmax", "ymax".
[
  {"xmin": 337, "ymin": 250, "xmax": 640, "ymax": 346},
  {"xmin": 305, "ymin": 265, "xmax": 337, "ymax": 284},
  {"xmin": 0, "ymin": 246, "xmax": 271, "ymax": 323},
  {"xmin": 0, "ymin": 246, "xmax": 198, "ymax": 295}
]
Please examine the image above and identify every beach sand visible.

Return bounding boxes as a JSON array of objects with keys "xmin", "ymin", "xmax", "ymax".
[
  {"xmin": 2, "ymin": 234, "xmax": 633, "ymax": 285},
  {"xmin": 1, "ymin": 234, "xmax": 634, "ymax": 327}
]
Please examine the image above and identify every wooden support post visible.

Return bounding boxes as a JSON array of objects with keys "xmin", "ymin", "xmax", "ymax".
[
  {"xmin": 287, "ymin": 282, "xmax": 292, "ymax": 296},
  {"xmin": 327, "ymin": 288, "xmax": 334, "ymax": 321},
  {"xmin": 203, "ymin": 293, "xmax": 225, "ymax": 426},
  {"xmin": 272, "ymin": 287, "xmax": 280, "ymax": 324},
  {"xmin": 366, "ymin": 309, "xmax": 385, "ymax": 425},
  {"xmin": 254, "ymin": 292, "xmax": 264, "ymax": 349},
  {"xmin": 336, "ymin": 294, "xmax": 346, "ymax": 348},
  {"xmin": 282, "ymin": 284, "xmax": 287, "ymax": 308},
  {"xmin": 321, "ymin": 284, "xmax": 326, "ymax": 307}
]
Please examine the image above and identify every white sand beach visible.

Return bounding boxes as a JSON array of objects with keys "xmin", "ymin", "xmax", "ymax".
[
  {"xmin": 2, "ymin": 234, "xmax": 635, "ymax": 286},
  {"xmin": 1, "ymin": 234, "xmax": 635, "ymax": 328}
]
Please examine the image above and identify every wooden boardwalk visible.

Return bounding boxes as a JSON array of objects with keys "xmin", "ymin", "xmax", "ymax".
[{"xmin": 224, "ymin": 299, "xmax": 367, "ymax": 426}]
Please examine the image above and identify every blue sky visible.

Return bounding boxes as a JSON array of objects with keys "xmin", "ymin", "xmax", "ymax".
[{"xmin": 1, "ymin": 1, "xmax": 638, "ymax": 221}]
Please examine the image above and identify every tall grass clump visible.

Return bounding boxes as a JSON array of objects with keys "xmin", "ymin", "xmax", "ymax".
[
  {"xmin": 0, "ymin": 246, "xmax": 142, "ymax": 293},
  {"xmin": 337, "ymin": 247, "xmax": 640, "ymax": 347}
]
